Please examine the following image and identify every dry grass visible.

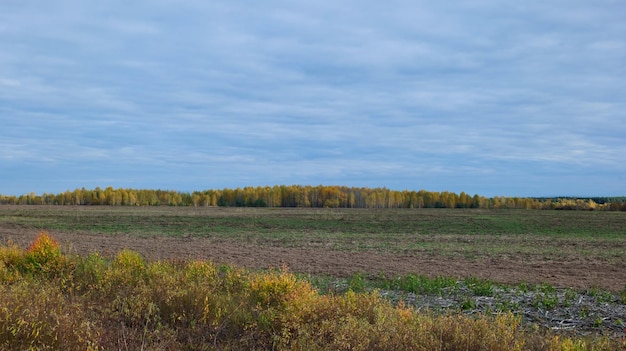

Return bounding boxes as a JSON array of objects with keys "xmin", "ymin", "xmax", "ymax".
[{"xmin": 0, "ymin": 232, "xmax": 623, "ymax": 350}]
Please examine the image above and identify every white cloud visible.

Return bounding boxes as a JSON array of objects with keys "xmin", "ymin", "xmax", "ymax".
[{"xmin": 1, "ymin": 0, "xmax": 625, "ymax": 195}]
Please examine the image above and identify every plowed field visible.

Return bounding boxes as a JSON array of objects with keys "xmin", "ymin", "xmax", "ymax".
[{"xmin": 1, "ymin": 206, "xmax": 625, "ymax": 291}]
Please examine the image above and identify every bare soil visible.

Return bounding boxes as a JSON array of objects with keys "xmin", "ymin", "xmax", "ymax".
[{"xmin": 2, "ymin": 226, "xmax": 624, "ymax": 292}]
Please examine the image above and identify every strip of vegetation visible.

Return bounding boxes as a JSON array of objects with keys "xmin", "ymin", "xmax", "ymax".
[
  {"xmin": 2, "ymin": 206, "xmax": 624, "ymax": 273},
  {"xmin": 2, "ymin": 185, "xmax": 625, "ymax": 210},
  {"xmin": 0, "ymin": 231, "xmax": 623, "ymax": 350},
  {"xmin": 304, "ymin": 272, "xmax": 626, "ymax": 336}
]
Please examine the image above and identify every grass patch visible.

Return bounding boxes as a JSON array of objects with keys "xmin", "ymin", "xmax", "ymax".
[
  {"xmin": 391, "ymin": 274, "xmax": 458, "ymax": 295},
  {"xmin": 464, "ymin": 276, "xmax": 496, "ymax": 296}
]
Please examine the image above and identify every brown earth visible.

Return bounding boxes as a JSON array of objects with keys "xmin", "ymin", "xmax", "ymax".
[{"xmin": 2, "ymin": 227, "xmax": 624, "ymax": 292}]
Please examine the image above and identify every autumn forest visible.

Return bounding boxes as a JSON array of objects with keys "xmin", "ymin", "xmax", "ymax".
[{"xmin": 2, "ymin": 185, "xmax": 625, "ymax": 211}]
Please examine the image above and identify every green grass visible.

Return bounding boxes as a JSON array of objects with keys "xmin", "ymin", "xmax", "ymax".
[
  {"xmin": 3, "ymin": 207, "xmax": 625, "ymax": 238},
  {"xmin": 464, "ymin": 277, "xmax": 496, "ymax": 296},
  {"xmin": 2, "ymin": 206, "xmax": 624, "ymax": 263}
]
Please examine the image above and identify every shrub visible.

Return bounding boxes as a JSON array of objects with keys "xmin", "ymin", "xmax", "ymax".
[
  {"xmin": 0, "ymin": 281, "xmax": 100, "ymax": 350},
  {"xmin": 547, "ymin": 335, "xmax": 621, "ymax": 351},
  {"xmin": 1, "ymin": 232, "xmax": 623, "ymax": 350},
  {"xmin": 99, "ymin": 248, "xmax": 147, "ymax": 296},
  {"xmin": 113, "ymin": 248, "xmax": 145, "ymax": 271},
  {"xmin": 73, "ymin": 252, "xmax": 109, "ymax": 292},
  {"xmin": 246, "ymin": 267, "xmax": 320, "ymax": 348},
  {"xmin": 0, "ymin": 240, "xmax": 23, "ymax": 267},
  {"xmin": 22, "ymin": 230, "xmax": 65, "ymax": 276},
  {"xmin": 0, "ymin": 241, "xmax": 23, "ymax": 282}
]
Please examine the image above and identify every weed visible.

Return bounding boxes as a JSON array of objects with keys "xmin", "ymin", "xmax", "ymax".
[
  {"xmin": 495, "ymin": 300, "xmax": 520, "ymax": 313},
  {"xmin": 563, "ymin": 288, "xmax": 578, "ymax": 307},
  {"xmin": 460, "ymin": 298, "xmax": 477, "ymax": 310},
  {"xmin": 538, "ymin": 282, "xmax": 556, "ymax": 294},
  {"xmin": 373, "ymin": 271, "xmax": 392, "ymax": 289},
  {"xmin": 517, "ymin": 281, "xmax": 531, "ymax": 293},
  {"xmin": 465, "ymin": 277, "xmax": 496, "ymax": 296},
  {"xmin": 348, "ymin": 272, "xmax": 366, "ymax": 293},
  {"xmin": 587, "ymin": 286, "xmax": 615, "ymax": 304},
  {"xmin": 579, "ymin": 305, "xmax": 590, "ymax": 318},
  {"xmin": 0, "ymin": 232, "xmax": 623, "ymax": 350},
  {"xmin": 393, "ymin": 274, "xmax": 457, "ymax": 295},
  {"xmin": 533, "ymin": 293, "xmax": 559, "ymax": 310},
  {"xmin": 593, "ymin": 317, "xmax": 604, "ymax": 328}
]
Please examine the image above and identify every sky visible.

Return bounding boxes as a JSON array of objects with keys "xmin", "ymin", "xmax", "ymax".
[{"xmin": 1, "ymin": 1, "xmax": 625, "ymax": 197}]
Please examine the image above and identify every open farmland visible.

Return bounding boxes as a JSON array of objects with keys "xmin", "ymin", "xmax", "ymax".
[
  {"xmin": 1, "ymin": 205, "xmax": 624, "ymax": 291},
  {"xmin": 1, "ymin": 205, "xmax": 626, "ymax": 343}
]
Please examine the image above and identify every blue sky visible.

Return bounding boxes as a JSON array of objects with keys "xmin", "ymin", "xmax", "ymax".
[{"xmin": 1, "ymin": 1, "xmax": 625, "ymax": 197}]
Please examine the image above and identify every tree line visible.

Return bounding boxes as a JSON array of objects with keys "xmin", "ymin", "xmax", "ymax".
[{"xmin": 1, "ymin": 185, "xmax": 625, "ymax": 211}]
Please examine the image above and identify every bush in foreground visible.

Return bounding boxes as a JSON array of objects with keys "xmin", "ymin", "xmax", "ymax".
[{"xmin": 0, "ymin": 231, "xmax": 623, "ymax": 350}]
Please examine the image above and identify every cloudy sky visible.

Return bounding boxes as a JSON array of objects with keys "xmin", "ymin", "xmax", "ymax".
[{"xmin": 1, "ymin": 1, "xmax": 625, "ymax": 197}]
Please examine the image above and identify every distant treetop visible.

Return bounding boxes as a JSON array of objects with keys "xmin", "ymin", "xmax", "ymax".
[{"xmin": 1, "ymin": 186, "xmax": 625, "ymax": 211}]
